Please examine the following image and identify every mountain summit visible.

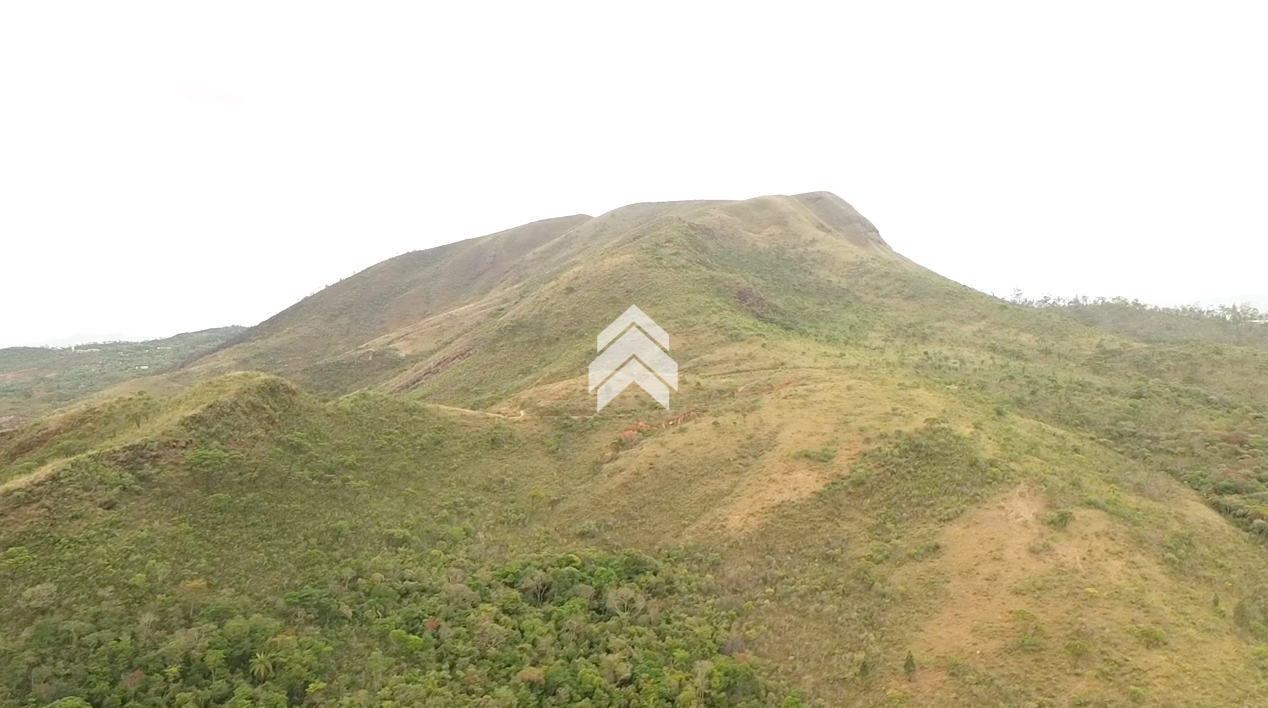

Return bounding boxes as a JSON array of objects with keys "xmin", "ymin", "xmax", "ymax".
[{"xmin": 185, "ymin": 192, "xmax": 899, "ymax": 402}]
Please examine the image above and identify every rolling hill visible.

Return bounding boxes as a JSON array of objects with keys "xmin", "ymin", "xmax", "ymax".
[
  {"xmin": 0, "ymin": 328, "xmax": 244, "ymax": 425},
  {"xmin": 5, "ymin": 193, "xmax": 1268, "ymax": 707}
]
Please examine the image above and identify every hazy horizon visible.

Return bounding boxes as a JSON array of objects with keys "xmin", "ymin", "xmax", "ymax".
[
  {"xmin": 7, "ymin": 211, "xmax": 1268, "ymax": 350},
  {"xmin": 8, "ymin": 247, "xmax": 1268, "ymax": 350},
  {"xmin": 3, "ymin": 2, "xmax": 1265, "ymax": 348}
]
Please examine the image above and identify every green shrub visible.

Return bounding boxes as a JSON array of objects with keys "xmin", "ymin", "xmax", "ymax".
[
  {"xmin": 795, "ymin": 447, "xmax": 836, "ymax": 463},
  {"xmin": 1046, "ymin": 509, "xmax": 1074, "ymax": 529}
]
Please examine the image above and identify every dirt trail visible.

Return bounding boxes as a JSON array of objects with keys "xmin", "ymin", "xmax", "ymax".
[{"xmin": 426, "ymin": 403, "xmax": 526, "ymax": 420}]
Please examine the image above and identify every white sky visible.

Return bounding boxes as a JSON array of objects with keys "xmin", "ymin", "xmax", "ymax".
[{"xmin": 2, "ymin": 2, "xmax": 1265, "ymax": 347}]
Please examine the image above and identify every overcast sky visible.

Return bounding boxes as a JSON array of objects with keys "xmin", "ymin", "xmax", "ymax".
[{"xmin": 2, "ymin": 2, "xmax": 1265, "ymax": 347}]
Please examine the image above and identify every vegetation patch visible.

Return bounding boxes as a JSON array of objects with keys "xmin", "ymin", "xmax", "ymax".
[{"xmin": 1, "ymin": 549, "xmax": 788, "ymax": 707}]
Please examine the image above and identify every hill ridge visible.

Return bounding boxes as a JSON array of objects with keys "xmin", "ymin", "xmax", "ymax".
[{"xmin": 179, "ymin": 192, "xmax": 899, "ymax": 400}]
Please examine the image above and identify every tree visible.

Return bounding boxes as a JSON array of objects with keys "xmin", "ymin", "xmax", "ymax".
[
  {"xmin": 250, "ymin": 653, "xmax": 275, "ymax": 682},
  {"xmin": 903, "ymin": 652, "xmax": 916, "ymax": 681}
]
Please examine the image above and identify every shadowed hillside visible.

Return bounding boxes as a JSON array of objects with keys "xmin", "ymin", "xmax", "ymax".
[{"xmin": 6, "ymin": 193, "xmax": 1268, "ymax": 707}]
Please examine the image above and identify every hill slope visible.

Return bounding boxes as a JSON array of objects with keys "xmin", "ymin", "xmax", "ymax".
[
  {"xmin": 0, "ymin": 328, "xmax": 244, "ymax": 425},
  {"xmin": 6, "ymin": 193, "xmax": 1268, "ymax": 707}
]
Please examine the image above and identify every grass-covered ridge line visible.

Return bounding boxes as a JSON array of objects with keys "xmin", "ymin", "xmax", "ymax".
[{"xmin": 1016, "ymin": 295, "xmax": 1268, "ymax": 348}]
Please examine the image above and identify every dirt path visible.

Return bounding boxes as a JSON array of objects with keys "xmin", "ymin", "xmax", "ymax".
[{"xmin": 426, "ymin": 403, "xmax": 526, "ymax": 420}]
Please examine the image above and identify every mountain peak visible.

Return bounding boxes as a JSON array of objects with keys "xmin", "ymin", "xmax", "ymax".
[{"xmin": 792, "ymin": 191, "xmax": 888, "ymax": 250}]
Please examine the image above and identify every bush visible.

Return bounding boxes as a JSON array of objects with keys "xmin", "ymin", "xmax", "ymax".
[
  {"xmin": 1046, "ymin": 509, "xmax": 1074, "ymax": 529},
  {"xmin": 1132, "ymin": 626, "xmax": 1168, "ymax": 648},
  {"xmin": 795, "ymin": 447, "xmax": 836, "ymax": 463}
]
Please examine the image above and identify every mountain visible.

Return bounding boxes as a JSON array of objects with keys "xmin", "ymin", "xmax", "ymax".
[
  {"xmin": 184, "ymin": 193, "xmax": 895, "ymax": 404},
  {"xmin": 5, "ymin": 193, "xmax": 1268, "ymax": 708}
]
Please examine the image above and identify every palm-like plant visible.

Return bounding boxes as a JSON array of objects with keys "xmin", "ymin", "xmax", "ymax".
[
  {"xmin": 203, "ymin": 649, "xmax": 226, "ymax": 679},
  {"xmin": 249, "ymin": 652, "xmax": 275, "ymax": 682}
]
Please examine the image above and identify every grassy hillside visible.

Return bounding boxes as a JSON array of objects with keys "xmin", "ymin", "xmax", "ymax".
[
  {"xmin": 188, "ymin": 215, "xmax": 593, "ymax": 391},
  {"xmin": 0, "ymin": 376, "xmax": 790, "ymax": 707},
  {"xmin": 6, "ymin": 193, "xmax": 1268, "ymax": 707},
  {"xmin": 0, "ymin": 328, "xmax": 244, "ymax": 424}
]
